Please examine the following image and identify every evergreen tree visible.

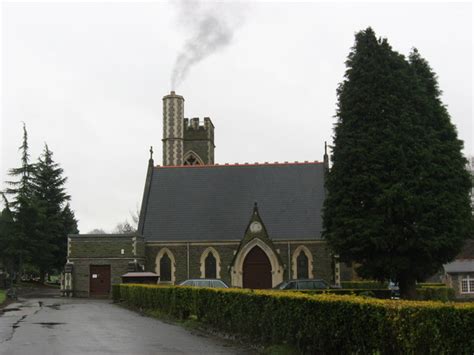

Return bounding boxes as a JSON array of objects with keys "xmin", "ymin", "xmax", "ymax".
[
  {"xmin": 4, "ymin": 123, "xmax": 41, "ymax": 275},
  {"xmin": 323, "ymin": 28, "xmax": 472, "ymax": 299},
  {"xmin": 33, "ymin": 144, "xmax": 77, "ymax": 278},
  {"xmin": 59, "ymin": 203, "xmax": 79, "ymax": 268},
  {"xmin": 0, "ymin": 195, "xmax": 16, "ymax": 275}
]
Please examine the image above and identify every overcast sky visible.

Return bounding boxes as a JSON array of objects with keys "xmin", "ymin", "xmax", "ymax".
[{"xmin": 1, "ymin": 1, "xmax": 472, "ymax": 233}]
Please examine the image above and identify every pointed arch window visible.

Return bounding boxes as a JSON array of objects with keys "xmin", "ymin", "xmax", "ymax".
[
  {"xmin": 205, "ymin": 253, "xmax": 217, "ymax": 278},
  {"xmin": 184, "ymin": 154, "xmax": 201, "ymax": 165},
  {"xmin": 184, "ymin": 151, "xmax": 204, "ymax": 166},
  {"xmin": 160, "ymin": 253, "xmax": 172, "ymax": 282},
  {"xmin": 200, "ymin": 247, "xmax": 221, "ymax": 279},
  {"xmin": 297, "ymin": 250, "xmax": 309, "ymax": 279}
]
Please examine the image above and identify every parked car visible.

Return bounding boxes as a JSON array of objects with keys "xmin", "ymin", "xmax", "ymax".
[
  {"xmin": 274, "ymin": 279, "xmax": 331, "ymax": 291},
  {"xmin": 178, "ymin": 279, "xmax": 229, "ymax": 288},
  {"xmin": 388, "ymin": 281, "xmax": 400, "ymax": 299}
]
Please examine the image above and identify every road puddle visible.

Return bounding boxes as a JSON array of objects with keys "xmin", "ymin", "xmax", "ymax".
[
  {"xmin": 46, "ymin": 304, "xmax": 61, "ymax": 310},
  {"xmin": 32, "ymin": 322, "xmax": 66, "ymax": 329}
]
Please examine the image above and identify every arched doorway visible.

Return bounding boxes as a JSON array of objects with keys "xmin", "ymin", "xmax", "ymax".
[{"xmin": 243, "ymin": 246, "xmax": 272, "ymax": 289}]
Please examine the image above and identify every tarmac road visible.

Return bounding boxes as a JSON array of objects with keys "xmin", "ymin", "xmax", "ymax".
[{"xmin": 0, "ymin": 297, "xmax": 250, "ymax": 355}]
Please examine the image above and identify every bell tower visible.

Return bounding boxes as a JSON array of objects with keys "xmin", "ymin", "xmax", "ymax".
[{"xmin": 162, "ymin": 91, "xmax": 184, "ymax": 166}]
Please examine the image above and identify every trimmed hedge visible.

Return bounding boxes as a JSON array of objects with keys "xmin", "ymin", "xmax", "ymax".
[
  {"xmin": 417, "ymin": 286, "xmax": 455, "ymax": 302},
  {"xmin": 299, "ymin": 288, "xmax": 393, "ymax": 299},
  {"xmin": 418, "ymin": 283, "xmax": 445, "ymax": 288},
  {"xmin": 338, "ymin": 282, "xmax": 454, "ymax": 301},
  {"xmin": 340, "ymin": 281, "xmax": 388, "ymax": 289},
  {"xmin": 113, "ymin": 284, "xmax": 474, "ymax": 354}
]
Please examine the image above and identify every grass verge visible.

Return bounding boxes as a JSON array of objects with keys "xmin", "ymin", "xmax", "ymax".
[{"xmin": 0, "ymin": 290, "xmax": 6, "ymax": 306}]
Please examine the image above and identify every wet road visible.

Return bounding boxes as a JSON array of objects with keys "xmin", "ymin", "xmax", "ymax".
[{"xmin": 0, "ymin": 298, "xmax": 248, "ymax": 355}]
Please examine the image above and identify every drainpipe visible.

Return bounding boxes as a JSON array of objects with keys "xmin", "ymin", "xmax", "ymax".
[
  {"xmin": 287, "ymin": 242, "xmax": 291, "ymax": 280},
  {"xmin": 186, "ymin": 243, "xmax": 190, "ymax": 279}
]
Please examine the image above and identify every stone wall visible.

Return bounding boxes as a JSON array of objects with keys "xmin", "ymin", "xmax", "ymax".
[
  {"xmin": 68, "ymin": 234, "xmax": 145, "ymax": 297},
  {"xmin": 183, "ymin": 117, "xmax": 215, "ymax": 165},
  {"xmin": 446, "ymin": 272, "xmax": 474, "ymax": 300},
  {"xmin": 274, "ymin": 241, "xmax": 333, "ymax": 284},
  {"xmin": 145, "ymin": 240, "xmax": 333, "ymax": 286},
  {"xmin": 146, "ymin": 242, "xmax": 239, "ymax": 286}
]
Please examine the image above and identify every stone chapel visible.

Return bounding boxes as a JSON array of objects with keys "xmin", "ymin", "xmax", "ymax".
[{"xmin": 65, "ymin": 91, "xmax": 339, "ymax": 297}]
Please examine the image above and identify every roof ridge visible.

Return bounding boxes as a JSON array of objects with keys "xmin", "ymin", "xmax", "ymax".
[{"xmin": 155, "ymin": 161, "xmax": 323, "ymax": 169}]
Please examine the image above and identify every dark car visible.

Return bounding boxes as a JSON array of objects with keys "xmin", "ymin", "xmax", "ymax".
[
  {"xmin": 178, "ymin": 279, "xmax": 229, "ymax": 288},
  {"xmin": 274, "ymin": 279, "xmax": 331, "ymax": 291}
]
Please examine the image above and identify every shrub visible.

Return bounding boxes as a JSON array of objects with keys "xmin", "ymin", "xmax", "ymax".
[
  {"xmin": 298, "ymin": 288, "xmax": 393, "ymax": 299},
  {"xmin": 417, "ymin": 286, "xmax": 455, "ymax": 302},
  {"xmin": 340, "ymin": 281, "xmax": 388, "ymax": 289},
  {"xmin": 417, "ymin": 283, "xmax": 445, "ymax": 288},
  {"xmin": 114, "ymin": 284, "xmax": 474, "ymax": 354}
]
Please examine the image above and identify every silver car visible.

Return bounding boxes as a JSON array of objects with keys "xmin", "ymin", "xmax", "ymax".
[{"xmin": 178, "ymin": 279, "xmax": 229, "ymax": 288}]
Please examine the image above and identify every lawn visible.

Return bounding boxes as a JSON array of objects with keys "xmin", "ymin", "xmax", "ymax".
[{"xmin": 0, "ymin": 289, "xmax": 5, "ymax": 305}]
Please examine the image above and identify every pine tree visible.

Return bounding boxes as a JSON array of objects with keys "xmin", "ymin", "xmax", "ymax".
[
  {"xmin": 59, "ymin": 203, "xmax": 79, "ymax": 268},
  {"xmin": 4, "ymin": 123, "xmax": 41, "ymax": 275},
  {"xmin": 323, "ymin": 28, "xmax": 472, "ymax": 299},
  {"xmin": 0, "ymin": 195, "xmax": 16, "ymax": 275},
  {"xmin": 33, "ymin": 144, "xmax": 77, "ymax": 278}
]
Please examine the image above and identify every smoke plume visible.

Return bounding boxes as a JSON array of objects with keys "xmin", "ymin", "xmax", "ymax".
[{"xmin": 171, "ymin": 1, "xmax": 245, "ymax": 89}]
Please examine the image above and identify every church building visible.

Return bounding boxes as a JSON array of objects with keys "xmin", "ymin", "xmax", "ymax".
[{"xmin": 65, "ymin": 91, "xmax": 338, "ymax": 297}]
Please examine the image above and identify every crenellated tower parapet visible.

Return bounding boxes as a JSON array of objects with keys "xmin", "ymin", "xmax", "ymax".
[
  {"xmin": 161, "ymin": 91, "xmax": 215, "ymax": 166},
  {"xmin": 183, "ymin": 117, "xmax": 215, "ymax": 165}
]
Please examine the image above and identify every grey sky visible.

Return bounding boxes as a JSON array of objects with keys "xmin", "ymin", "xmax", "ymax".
[{"xmin": 1, "ymin": 1, "xmax": 472, "ymax": 233}]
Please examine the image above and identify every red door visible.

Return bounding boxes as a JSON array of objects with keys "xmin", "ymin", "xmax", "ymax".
[
  {"xmin": 89, "ymin": 265, "xmax": 111, "ymax": 297},
  {"xmin": 243, "ymin": 246, "xmax": 272, "ymax": 289}
]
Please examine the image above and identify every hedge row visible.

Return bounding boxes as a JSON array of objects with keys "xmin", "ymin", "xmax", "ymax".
[
  {"xmin": 299, "ymin": 287, "xmax": 453, "ymax": 301},
  {"xmin": 417, "ymin": 286, "xmax": 455, "ymax": 301},
  {"xmin": 299, "ymin": 288, "xmax": 393, "ymax": 299},
  {"xmin": 341, "ymin": 281, "xmax": 447, "ymax": 289},
  {"xmin": 113, "ymin": 284, "xmax": 474, "ymax": 354},
  {"xmin": 340, "ymin": 281, "xmax": 388, "ymax": 289}
]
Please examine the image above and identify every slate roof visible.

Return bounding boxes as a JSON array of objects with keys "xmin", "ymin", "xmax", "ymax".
[
  {"xmin": 444, "ymin": 260, "xmax": 474, "ymax": 273},
  {"xmin": 140, "ymin": 162, "xmax": 325, "ymax": 241},
  {"xmin": 443, "ymin": 240, "xmax": 474, "ymax": 273}
]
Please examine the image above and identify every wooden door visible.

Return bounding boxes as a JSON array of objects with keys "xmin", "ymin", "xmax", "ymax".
[
  {"xmin": 243, "ymin": 246, "xmax": 272, "ymax": 289},
  {"xmin": 89, "ymin": 265, "xmax": 111, "ymax": 297}
]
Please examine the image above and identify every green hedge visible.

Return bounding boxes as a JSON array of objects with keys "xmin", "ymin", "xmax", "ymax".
[
  {"xmin": 417, "ymin": 283, "xmax": 445, "ymax": 288},
  {"xmin": 299, "ymin": 288, "xmax": 393, "ymax": 299},
  {"xmin": 417, "ymin": 286, "xmax": 455, "ymax": 301},
  {"xmin": 299, "ymin": 287, "xmax": 453, "ymax": 301},
  {"xmin": 338, "ymin": 282, "xmax": 454, "ymax": 301},
  {"xmin": 113, "ymin": 284, "xmax": 474, "ymax": 354},
  {"xmin": 340, "ymin": 281, "xmax": 388, "ymax": 289}
]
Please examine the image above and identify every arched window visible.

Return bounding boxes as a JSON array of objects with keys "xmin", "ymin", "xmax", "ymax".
[
  {"xmin": 183, "ymin": 151, "xmax": 204, "ymax": 166},
  {"xmin": 205, "ymin": 253, "xmax": 217, "ymax": 278},
  {"xmin": 184, "ymin": 154, "xmax": 201, "ymax": 165},
  {"xmin": 292, "ymin": 245, "xmax": 313, "ymax": 279},
  {"xmin": 297, "ymin": 251, "xmax": 309, "ymax": 279},
  {"xmin": 160, "ymin": 253, "xmax": 172, "ymax": 282},
  {"xmin": 200, "ymin": 247, "xmax": 221, "ymax": 279}
]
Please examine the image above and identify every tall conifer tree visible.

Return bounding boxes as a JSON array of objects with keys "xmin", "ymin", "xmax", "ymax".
[
  {"xmin": 4, "ymin": 123, "xmax": 41, "ymax": 275},
  {"xmin": 33, "ymin": 144, "xmax": 77, "ymax": 278},
  {"xmin": 58, "ymin": 203, "xmax": 79, "ymax": 268},
  {"xmin": 0, "ymin": 195, "xmax": 16, "ymax": 275},
  {"xmin": 323, "ymin": 28, "xmax": 472, "ymax": 298}
]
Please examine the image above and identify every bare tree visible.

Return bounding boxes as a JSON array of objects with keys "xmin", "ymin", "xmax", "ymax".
[
  {"xmin": 88, "ymin": 228, "xmax": 106, "ymax": 234},
  {"xmin": 113, "ymin": 220, "xmax": 135, "ymax": 234}
]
